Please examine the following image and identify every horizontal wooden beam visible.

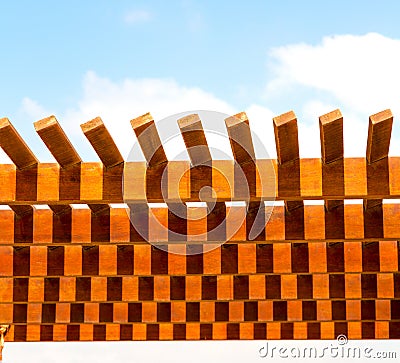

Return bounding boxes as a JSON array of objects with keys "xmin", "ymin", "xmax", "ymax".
[
  {"xmin": 3, "ymin": 320, "xmax": 397, "ymax": 341},
  {"xmin": 1, "ymin": 158, "xmax": 400, "ymax": 203},
  {"xmin": 1, "ymin": 203, "xmax": 400, "ymax": 243},
  {"xmin": 0, "ymin": 240, "xmax": 398, "ymax": 275}
]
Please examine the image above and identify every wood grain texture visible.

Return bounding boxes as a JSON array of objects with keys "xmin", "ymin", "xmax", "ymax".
[
  {"xmin": 0, "ymin": 118, "xmax": 38, "ymax": 169},
  {"xmin": 367, "ymin": 109, "xmax": 393, "ymax": 164},
  {"xmin": 225, "ymin": 112, "xmax": 256, "ymax": 166},
  {"xmin": 2, "ymin": 203, "xmax": 400, "ymax": 242},
  {"xmin": 178, "ymin": 114, "xmax": 211, "ymax": 166},
  {"xmin": 1, "ymin": 108, "xmax": 400, "ymax": 343},
  {"xmin": 365, "ymin": 109, "xmax": 392, "ymax": 212},
  {"xmin": 273, "ymin": 111, "xmax": 304, "ymax": 240},
  {"xmin": 319, "ymin": 109, "xmax": 344, "ymax": 211},
  {"xmin": 34, "ymin": 116, "xmax": 81, "ymax": 168},
  {"xmin": 130, "ymin": 113, "xmax": 167, "ymax": 167},
  {"xmin": 81, "ymin": 117, "xmax": 123, "ymax": 168},
  {"xmin": 0, "ymin": 158, "xmax": 397, "ymax": 203}
]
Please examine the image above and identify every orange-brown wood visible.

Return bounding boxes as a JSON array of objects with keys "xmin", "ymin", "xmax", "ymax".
[
  {"xmin": 130, "ymin": 113, "xmax": 167, "ymax": 167},
  {"xmin": 34, "ymin": 116, "xmax": 81, "ymax": 168},
  {"xmin": 367, "ymin": 109, "xmax": 393, "ymax": 164},
  {"xmin": 81, "ymin": 117, "xmax": 124, "ymax": 168},
  {"xmin": 178, "ymin": 114, "xmax": 211, "ymax": 166},
  {"xmin": 0, "ymin": 118, "xmax": 38, "ymax": 169}
]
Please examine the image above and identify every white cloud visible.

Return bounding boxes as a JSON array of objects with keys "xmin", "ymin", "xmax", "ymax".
[
  {"xmin": 124, "ymin": 10, "xmax": 152, "ymax": 24},
  {"xmin": 266, "ymin": 33, "xmax": 400, "ymax": 156},
  {"xmin": 20, "ymin": 97, "xmax": 53, "ymax": 121}
]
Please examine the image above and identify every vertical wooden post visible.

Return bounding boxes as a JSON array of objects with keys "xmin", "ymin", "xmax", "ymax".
[
  {"xmin": 225, "ymin": 112, "xmax": 264, "ymax": 240},
  {"xmin": 319, "ymin": 109, "xmax": 344, "ymax": 239},
  {"xmin": 364, "ymin": 109, "xmax": 393, "ymax": 238},
  {"xmin": 81, "ymin": 117, "xmax": 125, "ymax": 242},
  {"xmin": 34, "ymin": 116, "xmax": 81, "ymax": 242},
  {"xmin": 0, "ymin": 118, "xmax": 38, "ymax": 242},
  {"xmin": 273, "ymin": 111, "xmax": 304, "ymax": 240}
]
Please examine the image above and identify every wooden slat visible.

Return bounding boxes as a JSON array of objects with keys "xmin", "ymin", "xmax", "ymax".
[
  {"xmin": 33, "ymin": 117, "xmax": 81, "ymax": 244},
  {"xmin": 319, "ymin": 109, "xmax": 343, "ymax": 164},
  {"xmin": 177, "ymin": 114, "xmax": 224, "ymax": 241},
  {"xmin": 364, "ymin": 110, "xmax": 392, "ymax": 233},
  {"xmin": 81, "ymin": 117, "xmax": 124, "ymax": 168},
  {"xmin": 225, "ymin": 112, "xmax": 263, "ymax": 240},
  {"xmin": 2, "ymin": 202, "xmax": 400, "ymax": 243},
  {"xmin": 273, "ymin": 111, "xmax": 299, "ymax": 164},
  {"xmin": 0, "ymin": 118, "xmax": 38, "ymax": 169},
  {"xmin": 367, "ymin": 109, "xmax": 393, "ymax": 164},
  {"xmin": 273, "ymin": 111, "xmax": 303, "ymax": 238},
  {"xmin": 319, "ymin": 109, "xmax": 344, "ymax": 238},
  {"xmin": 34, "ymin": 116, "xmax": 81, "ymax": 168},
  {"xmin": 130, "ymin": 113, "xmax": 167, "ymax": 167},
  {"xmin": 177, "ymin": 113, "xmax": 211, "ymax": 166},
  {"xmin": 225, "ymin": 112, "xmax": 256, "ymax": 165}
]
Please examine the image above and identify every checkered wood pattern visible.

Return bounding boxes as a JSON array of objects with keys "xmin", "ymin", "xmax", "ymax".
[{"xmin": 1, "ymin": 241, "xmax": 400, "ymax": 340}]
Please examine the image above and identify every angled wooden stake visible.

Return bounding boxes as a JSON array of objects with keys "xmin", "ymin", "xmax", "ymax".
[
  {"xmin": 273, "ymin": 111, "xmax": 302, "ymax": 212},
  {"xmin": 178, "ymin": 114, "xmax": 224, "ymax": 241},
  {"xmin": 364, "ymin": 109, "xmax": 392, "ymax": 238},
  {"xmin": 225, "ymin": 111, "xmax": 256, "ymax": 166},
  {"xmin": 319, "ymin": 109, "xmax": 344, "ymax": 211},
  {"xmin": 81, "ymin": 117, "xmax": 124, "ymax": 168},
  {"xmin": 131, "ymin": 113, "xmax": 167, "ymax": 167},
  {"xmin": 273, "ymin": 110, "xmax": 299, "ymax": 164},
  {"xmin": 367, "ymin": 109, "xmax": 393, "ymax": 164},
  {"xmin": 0, "ymin": 118, "xmax": 38, "ymax": 169},
  {"xmin": 365, "ymin": 109, "xmax": 392, "ymax": 210},
  {"xmin": 226, "ymin": 112, "xmax": 265, "ymax": 240},
  {"xmin": 34, "ymin": 115, "xmax": 81, "ymax": 168},
  {"xmin": 273, "ymin": 110, "xmax": 304, "ymax": 240},
  {"xmin": 178, "ymin": 113, "xmax": 212, "ymax": 166},
  {"xmin": 34, "ymin": 116, "xmax": 81, "ymax": 241}
]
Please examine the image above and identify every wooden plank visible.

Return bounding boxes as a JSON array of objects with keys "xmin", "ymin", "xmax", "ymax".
[
  {"xmin": 319, "ymin": 109, "xmax": 343, "ymax": 164},
  {"xmin": 273, "ymin": 111, "xmax": 303, "ymax": 238},
  {"xmin": 364, "ymin": 110, "xmax": 392, "ymax": 235},
  {"xmin": 130, "ymin": 113, "xmax": 167, "ymax": 167},
  {"xmin": 4, "ymin": 203, "xmax": 400, "ymax": 243},
  {"xmin": 273, "ymin": 111, "xmax": 299, "ymax": 164},
  {"xmin": 34, "ymin": 116, "xmax": 81, "ymax": 168},
  {"xmin": 367, "ymin": 109, "xmax": 393, "ymax": 164},
  {"xmin": 225, "ymin": 112, "xmax": 263, "ymax": 240},
  {"xmin": 2, "ymin": 157, "xmax": 400, "ymax": 204},
  {"xmin": 0, "ymin": 118, "xmax": 38, "ymax": 169},
  {"xmin": 319, "ymin": 109, "xmax": 344, "ymax": 213},
  {"xmin": 81, "ymin": 117, "xmax": 123, "ymax": 168},
  {"xmin": 225, "ymin": 112, "xmax": 256, "ymax": 165},
  {"xmin": 177, "ymin": 114, "xmax": 211, "ymax": 166},
  {"xmin": 0, "ymin": 320, "xmax": 395, "ymax": 341},
  {"xmin": 177, "ymin": 114, "xmax": 218, "ymax": 241}
]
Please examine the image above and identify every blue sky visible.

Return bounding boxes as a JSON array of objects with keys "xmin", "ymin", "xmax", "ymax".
[
  {"xmin": 3, "ymin": 1, "xmax": 400, "ymax": 362},
  {"xmin": 2, "ymin": 0, "xmax": 400, "ymax": 164},
  {"xmin": 2, "ymin": 1, "xmax": 400, "ymax": 162},
  {"xmin": 2, "ymin": 0, "xmax": 400, "ymax": 117}
]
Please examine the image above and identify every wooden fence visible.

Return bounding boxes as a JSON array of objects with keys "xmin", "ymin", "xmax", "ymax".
[{"xmin": 0, "ymin": 109, "xmax": 399, "ymax": 343}]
